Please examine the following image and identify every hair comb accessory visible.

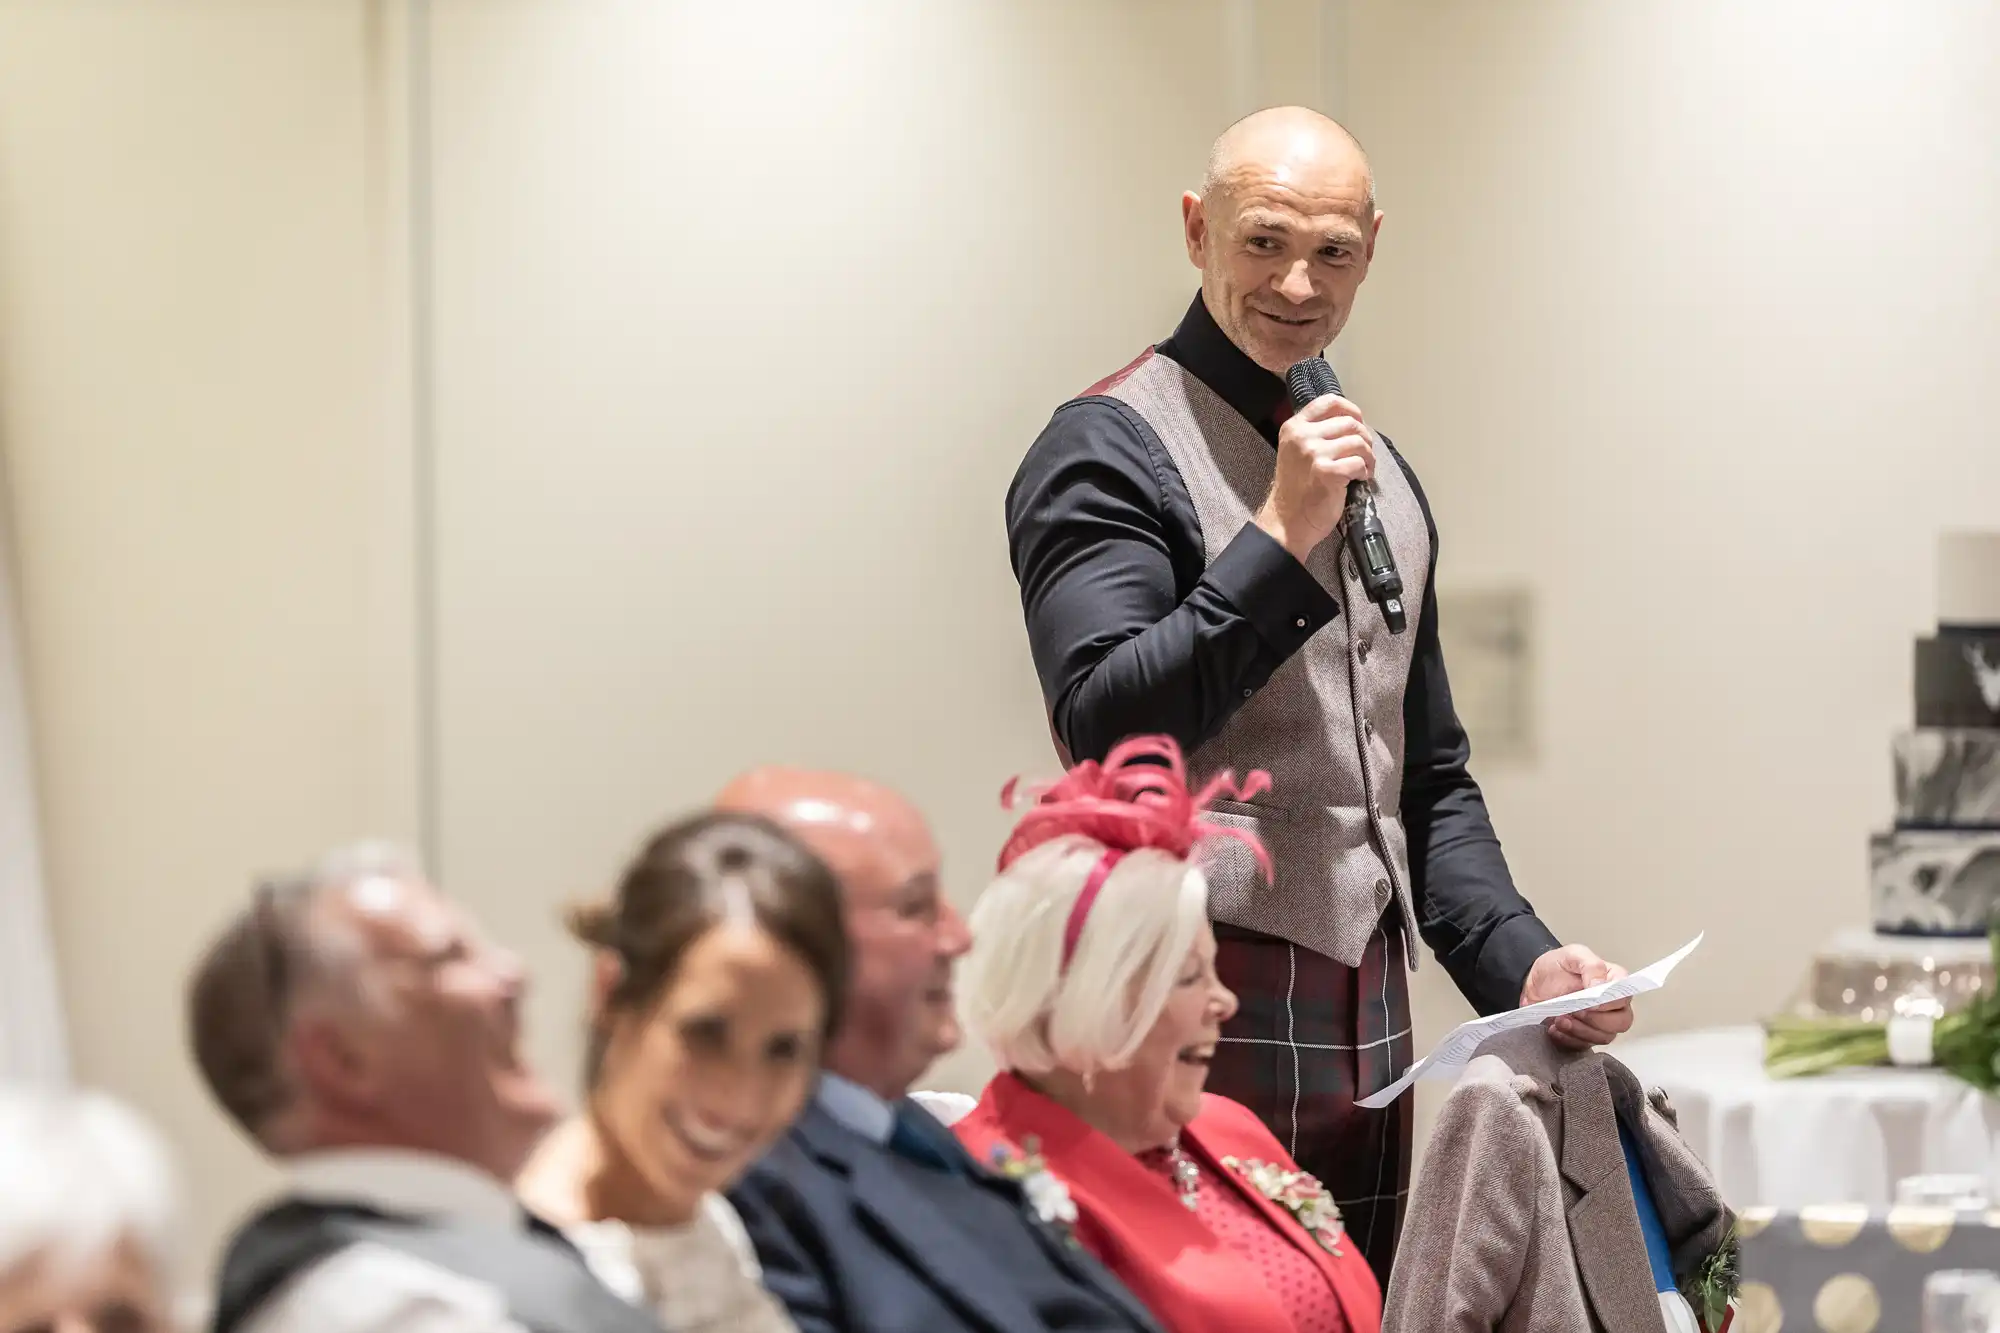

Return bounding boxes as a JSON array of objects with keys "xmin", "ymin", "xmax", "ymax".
[{"xmin": 997, "ymin": 736, "xmax": 1274, "ymax": 970}]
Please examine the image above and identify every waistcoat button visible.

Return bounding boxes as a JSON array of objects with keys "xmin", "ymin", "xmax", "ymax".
[
  {"xmin": 1374, "ymin": 878, "xmax": 1391, "ymax": 902},
  {"xmin": 1357, "ymin": 639, "xmax": 1371, "ymax": 663}
]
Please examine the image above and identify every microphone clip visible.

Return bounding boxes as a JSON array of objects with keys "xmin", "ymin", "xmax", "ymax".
[{"xmin": 1342, "ymin": 483, "xmax": 1406, "ymax": 635}]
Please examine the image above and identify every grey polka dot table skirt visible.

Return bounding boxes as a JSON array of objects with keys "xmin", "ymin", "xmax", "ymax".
[{"xmin": 1737, "ymin": 1204, "xmax": 2000, "ymax": 1332}]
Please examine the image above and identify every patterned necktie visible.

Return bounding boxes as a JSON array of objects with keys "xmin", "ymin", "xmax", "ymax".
[{"xmin": 887, "ymin": 1101, "xmax": 963, "ymax": 1176}]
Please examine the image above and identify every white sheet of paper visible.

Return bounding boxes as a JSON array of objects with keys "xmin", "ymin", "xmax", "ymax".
[{"xmin": 1355, "ymin": 933, "xmax": 1704, "ymax": 1109}]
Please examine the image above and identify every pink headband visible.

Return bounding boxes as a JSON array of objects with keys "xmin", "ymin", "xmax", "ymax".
[{"xmin": 1060, "ymin": 848, "xmax": 1125, "ymax": 971}]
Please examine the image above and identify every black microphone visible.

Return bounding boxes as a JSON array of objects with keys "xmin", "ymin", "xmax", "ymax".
[{"xmin": 1283, "ymin": 357, "xmax": 1407, "ymax": 634}]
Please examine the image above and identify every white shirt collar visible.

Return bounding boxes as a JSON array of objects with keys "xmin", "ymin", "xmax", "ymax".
[{"xmin": 286, "ymin": 1148, "xmax": 523, "ymax": 1228}]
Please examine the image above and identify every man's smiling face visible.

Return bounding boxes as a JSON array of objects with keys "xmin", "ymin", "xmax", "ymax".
[{"xmin": 1182, "ymin": 110, "xmax": 1381, "ymax": 375}]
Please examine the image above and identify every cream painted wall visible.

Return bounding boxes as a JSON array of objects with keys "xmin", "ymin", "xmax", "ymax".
[
  {"xmin": 1336, "ymin": 2, "xmax": 2000, "ymax": 1111},
  {"xmin": 0, "ymin": 0, "xmax": 419, "ymax": 1268},
  {"xmin": 422, "ymin": 0, "xmax": 1325, "ymax": 1103},
  {"xmin": 31, "ymin": 0, "xmax": 1996, "ymax": 1279},
  {"xmin": 0, "ymin": 0, "xmax": 1334, "ymax": 1273}
]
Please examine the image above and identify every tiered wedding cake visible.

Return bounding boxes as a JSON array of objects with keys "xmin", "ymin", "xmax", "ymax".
[{"xmin": 1809, "ymin": 532, "xmax": 2000, "ymax": 1019}]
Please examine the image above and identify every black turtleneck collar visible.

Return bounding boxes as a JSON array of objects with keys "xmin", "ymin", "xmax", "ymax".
[{"xmin": 1156, "ymin": 290, "xmax": 1291, "ymax": 443}]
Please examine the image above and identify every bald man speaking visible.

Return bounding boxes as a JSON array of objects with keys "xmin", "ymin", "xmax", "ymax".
[{"xmin": 1005, "ymin": 107, "xmax": 1632, "ymax": 1282}]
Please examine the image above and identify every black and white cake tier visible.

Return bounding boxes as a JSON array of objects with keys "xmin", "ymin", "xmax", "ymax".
[
  {"xmin": 1893, "ymin": 729, "xmax": 2000, "ymax": 827},
  {"xmin": 1870, "ymin": 827, "xmax": 2000, "ymax": 936},
  {"xmin": 1913, "ymin": 630, "xmax": 2000, "ymax": 728},
  {"xmin": 1872, "ymin": 534, "xmax": 2000, "ymax": 937}
]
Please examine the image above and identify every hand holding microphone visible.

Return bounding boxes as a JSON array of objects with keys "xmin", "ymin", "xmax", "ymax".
[
  {"xmin": 1252, "ymin": 380, "xmax": 1376, "ymax": 563},
  {"xmin": 1259, "ymin": 357, "xmax": 1408, "ymax": 634}
]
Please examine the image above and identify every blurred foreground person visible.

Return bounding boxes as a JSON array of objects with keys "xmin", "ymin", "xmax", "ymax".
[
  {"xmin": 0, "ymin": 1085, "xmax": 180, "ymax": 1333},
  {"xmin": 519, "ymin": 811, "xmax": 850, "ymax": 1331},
  {"xmin": 719, "ymin": 768, "xmax": 1161, "ymax": 1333},
  {"xmin": 188, "ymin": 842, "xmax": 659, "ymax": 1333}
]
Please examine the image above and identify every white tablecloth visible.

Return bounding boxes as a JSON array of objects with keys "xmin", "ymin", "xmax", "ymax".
[{"xmin": 1616, "ymin": 1025, "xmax": 2000, "ymax": 1209}]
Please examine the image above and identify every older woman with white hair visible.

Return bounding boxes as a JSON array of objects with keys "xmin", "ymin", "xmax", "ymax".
[
  {"xmin": 0, "ymin": 1084, "xmax": 181, "ymax": 1333},
  {"xmin": 951, "ymin": 736, "xmax": 1382, "ymax": 1333}
]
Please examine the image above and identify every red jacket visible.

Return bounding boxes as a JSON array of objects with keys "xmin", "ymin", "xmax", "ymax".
[{"xmin": 953, "ymin": 1073, "xmax": 1382, "ymax": 1333}]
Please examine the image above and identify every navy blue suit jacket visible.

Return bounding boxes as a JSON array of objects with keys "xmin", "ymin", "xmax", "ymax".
[{"xmin": 728, "ymin": 1101, "xmax": 1161, "ymax": 1333}]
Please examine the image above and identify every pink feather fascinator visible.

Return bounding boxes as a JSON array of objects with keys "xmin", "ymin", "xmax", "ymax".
[{"xmin": 997, "ymin": 735, "xmax": 1274, "ymax": 967}]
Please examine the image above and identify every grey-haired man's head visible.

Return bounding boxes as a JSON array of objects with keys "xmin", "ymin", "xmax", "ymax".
[{"xmin": 187, "ymin": 842, "xmax": 560, "ymax": 1181}]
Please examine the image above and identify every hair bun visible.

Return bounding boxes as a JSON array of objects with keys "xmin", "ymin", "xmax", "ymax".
[
  {"xmin": 995, "ymin": 734, "xmax": 1272, "ymax": 880},
  {"xmin": 564, "ymin": 899, "xmax": 619, "ymax": 949}
]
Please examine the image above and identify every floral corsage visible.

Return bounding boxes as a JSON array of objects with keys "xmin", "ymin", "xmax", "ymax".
[
  {"xmin": 1223, "ymin": 1156, "xmax": 1345, "ymax": 1255},
  {"xmin": 990, "ymin": 1137, "xmax": 1080, "ymax": 1246}
]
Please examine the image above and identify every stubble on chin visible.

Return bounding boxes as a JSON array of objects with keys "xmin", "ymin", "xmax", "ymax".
[
  {"xmin": 1218, "ymin": 304, "xmax": 1307, "ymax": 376},
  {"xmin": 1240, "ymin": 328, "xmax": 1309, "ymax": 377}
]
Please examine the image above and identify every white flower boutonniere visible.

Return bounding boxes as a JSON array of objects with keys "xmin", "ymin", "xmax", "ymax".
[
  {"xmin": 989, "ymin": 1137, "xmax": 1080, "ymax": 1245},
  {"xmin": 1223, "ymin": 1156, "xmax": 1345, "ymax": 1255}
]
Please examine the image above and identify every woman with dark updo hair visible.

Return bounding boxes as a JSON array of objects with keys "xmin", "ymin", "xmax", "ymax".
[{"xmin": 518, "ymin": 810, "xmax": 848, "ymax": 1332}]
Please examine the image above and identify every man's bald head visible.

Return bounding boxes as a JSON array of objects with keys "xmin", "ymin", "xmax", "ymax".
[
  {"xmin": 1202, "ymin": 106, "xmax": 1373, "ymax": 211},
  {"xmin": 715, "ymin": 768, "xmax": 934, "ymax": 906},
  {"xmin": 1183, "ymin": 105, "xmax": 1381, "ymax": 374},
  {"xmin": 715, "ymin": 767, "xmax": 970, "ymax": 1098}
]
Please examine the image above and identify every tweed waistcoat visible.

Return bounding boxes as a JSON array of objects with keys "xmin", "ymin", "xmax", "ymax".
[{"xmin": 1097, "ymin": 351, "xmax": 1431, "ymax": 968}]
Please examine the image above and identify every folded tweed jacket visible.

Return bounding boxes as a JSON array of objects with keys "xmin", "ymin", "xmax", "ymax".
[{"xmin": 1383, "ymin": 1028, "xmax": 1733, "ymax": 1333}]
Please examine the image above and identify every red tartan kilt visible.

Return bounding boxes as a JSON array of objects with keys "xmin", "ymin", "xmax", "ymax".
[{"xmin": 1206, "ymin": 918, "xmax": 1415, "ymax": 1291}]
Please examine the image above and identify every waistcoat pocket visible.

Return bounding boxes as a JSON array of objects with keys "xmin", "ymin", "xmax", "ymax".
[{"xmin": 1205, "ymin": 798, "xmax": 1290, "ymax": 823}]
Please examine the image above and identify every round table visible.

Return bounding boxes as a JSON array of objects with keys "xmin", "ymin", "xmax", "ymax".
[{"xmin": 1615, "ymin": 1025, "xmax": 2000, "ymax": 1209}]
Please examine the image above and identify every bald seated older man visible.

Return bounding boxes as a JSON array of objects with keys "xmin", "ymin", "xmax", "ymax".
[
  {"xmin": 1005, "ymin": 106, "xmax": 1634, "ymax": 1283},
  {"xmin": 718, "ymin": 769, "xmax": 1162, "ymax": 1333}
]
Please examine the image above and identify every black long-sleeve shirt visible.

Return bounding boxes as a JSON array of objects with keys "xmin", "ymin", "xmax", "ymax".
[{"xmin": 1005, "ymin": 292, "xmax": 1558, "ymax": 1015}]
